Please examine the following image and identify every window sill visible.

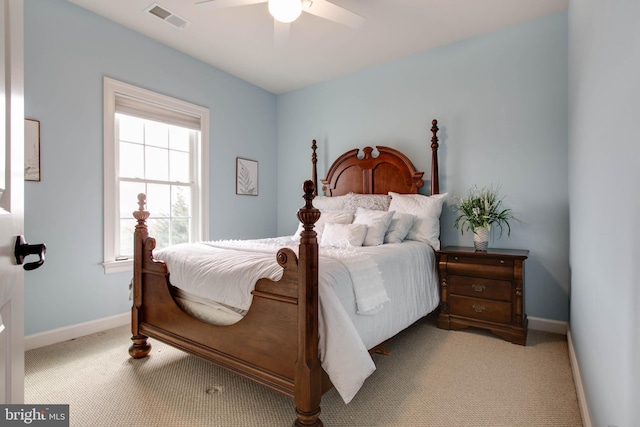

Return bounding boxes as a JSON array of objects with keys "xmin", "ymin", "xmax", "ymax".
[{"xmin": 103, "ymin": 259, "xmax": 133, "ymax": 274}]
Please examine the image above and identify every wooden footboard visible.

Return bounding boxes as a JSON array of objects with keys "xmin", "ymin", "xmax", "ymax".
[{"xmin": 130, "ymin": 181, "xmax": 326, "ymax": 427}]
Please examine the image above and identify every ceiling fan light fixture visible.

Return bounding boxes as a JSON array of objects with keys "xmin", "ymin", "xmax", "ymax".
[{"xmin": 268, "ymin": 0, "xmax": 302, "ymax": 23}]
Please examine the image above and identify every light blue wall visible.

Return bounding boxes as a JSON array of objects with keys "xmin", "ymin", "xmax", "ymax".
[
  {"xmin": 23, "ymin": 0, "xmax": 277, "ymax": 335},
  {"xmin": 277, "ymin": 12, "xmax": 569, "ymax": 322},
  {"xmin": 568, "ymin": 1, "xmax": 640, "ymax": 425}
]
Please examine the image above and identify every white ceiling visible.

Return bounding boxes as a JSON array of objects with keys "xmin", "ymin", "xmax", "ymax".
[{"xmin": 67, "ymin": 0, "xmax": 568, "ymax": 94}]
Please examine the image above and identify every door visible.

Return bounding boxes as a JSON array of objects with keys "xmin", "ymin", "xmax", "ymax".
[{"xmin": 0, "ymin": 0, "xmax": 25, "ymax": 404}]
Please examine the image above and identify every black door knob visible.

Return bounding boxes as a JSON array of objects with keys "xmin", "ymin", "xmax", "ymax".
[{"xmin": 14, "ymin": 235, "xmax": 46, "ymax": 271}]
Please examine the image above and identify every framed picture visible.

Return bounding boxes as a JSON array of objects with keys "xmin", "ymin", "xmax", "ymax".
[
  {"xmin": 25, "ymin": 119, "xmax": 41, "ymax": 181},
  {"xmin": 236, "ymin": 158, "xmax": 258, "ymax": 196}
]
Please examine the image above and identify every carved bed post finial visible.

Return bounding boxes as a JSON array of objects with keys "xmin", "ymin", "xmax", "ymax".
[
  {"xmin": 294, "ymin": 180, "xmax": 323, "ymax": 427},
  {"xmin": 430, "ymin": 119, "xmax": 440, "ymax": 195},
  {"xmin": 137, "ymin": 193, "xmax": 145, "ymax": 211},
  {"xmin": 133, "ymin": 193, "xmax": 150, "ymax": 228},
  {"xmin": 431, "ymin": 119, "xmax": 439, "ymax": 147},
  {"xmin": 298, "ymin": 180, "xmax": 321, "ymax": 238},
  {"xmin": 311, "ymin": 140, "xmax": 318, "ymax": 196}
]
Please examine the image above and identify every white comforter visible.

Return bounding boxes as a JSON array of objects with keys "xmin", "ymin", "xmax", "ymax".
[{"xmin": 154, "ymin": 236, "xmax": 439, "ymax": 403}]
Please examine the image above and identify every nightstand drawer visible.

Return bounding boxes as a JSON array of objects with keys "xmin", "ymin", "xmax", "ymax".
[
  {"xmin": 449, "ymin": 295, "xmax": 511, "ymax": 324},
  {"xmin": 447, "ymin": 256, "xmax": 514, "ymax": 280},
  {"xmin": 449, "ymin": 275, "xmax": 512, "ymax": 302}
]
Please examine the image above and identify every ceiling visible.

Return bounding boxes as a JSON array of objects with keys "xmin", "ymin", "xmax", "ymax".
[{"xmin": 67, "ymin": 0, "xmax": 568, "ymax": 94}]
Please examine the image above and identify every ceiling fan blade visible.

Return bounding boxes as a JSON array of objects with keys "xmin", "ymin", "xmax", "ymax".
[
  {"xmin": 302, "ymin": 0, "xmax": 365, "ymax": 28},
  {"xmin": 195, "ymin": 0, "xmax": 267, "ymax": 10},
  {"xmin": 274, "ymin": 20, "xmax": 290, "ymax": 48}
]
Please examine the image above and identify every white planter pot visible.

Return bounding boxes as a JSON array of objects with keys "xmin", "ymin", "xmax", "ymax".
[{"xmin": 473, "ymin": 227, "xmax": 489, "ymax": 251}]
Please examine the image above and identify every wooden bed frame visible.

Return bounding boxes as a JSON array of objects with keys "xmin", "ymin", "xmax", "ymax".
[{"xmin": 129, "ymin": 120, "xmax": 441, "ymax": 426}]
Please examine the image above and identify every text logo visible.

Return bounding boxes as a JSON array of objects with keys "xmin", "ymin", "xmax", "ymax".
[{"xmin": 1, "ymin": 405, "xmax": 69, "ymax": 426}]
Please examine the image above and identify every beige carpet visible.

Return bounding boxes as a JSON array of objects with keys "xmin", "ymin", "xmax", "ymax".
[{"xmin": 25, "ymin": 316, "xmax": 583, "ymax": 426}]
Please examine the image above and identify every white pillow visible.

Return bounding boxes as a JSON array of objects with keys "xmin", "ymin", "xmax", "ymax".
[
  {"xmin": 313, "ymin": 195, "xmax": 348, "ymax": 211},
  {"xmin": 293, "ymin": 210, "xmax": 354, "ymax": 241},
  {"xmin": 353, "ymin": 207, "xmax": 395, "ymax": 246},
  {"xmin": 388, "ymin": 192, "xmax": 448, "ymax": 250},
  {"xmin": 320, "ymin": 223, "xmax": 368, "ymax": 248},
  {"xmin": 344, "ymin": 193, "xmax": 391, "ymax": 211},
  {"xmin": 384, "ymin": 212, "xmax": 416, "ymax": 243}
]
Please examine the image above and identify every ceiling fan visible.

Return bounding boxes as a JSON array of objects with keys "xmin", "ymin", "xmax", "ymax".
[{"xmin": 195, "ymin": 0, "xmax": 365, "ymax": 47}]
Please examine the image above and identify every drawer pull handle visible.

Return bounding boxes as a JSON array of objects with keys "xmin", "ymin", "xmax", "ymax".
[
  {"xmin": 472, "ymin": 284, "xmax": 486, "ymax": 292},
  {"xmin": 472, "ymin": 304, "xmax": 486, "ymax": 313},
  {"xmin": 500, "ymin": 259, "xmax": 505, "ymax": 264},
  {"xmin": 454, "ymin": 256, "xmax": 459, "ymax": 261}
]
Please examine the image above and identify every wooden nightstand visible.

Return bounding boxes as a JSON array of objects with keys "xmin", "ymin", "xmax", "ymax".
[{"xmin": 436, "ymin": 246, "xmax": 529, "ymax": 345}]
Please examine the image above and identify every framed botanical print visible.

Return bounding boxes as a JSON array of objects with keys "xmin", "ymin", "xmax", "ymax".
[
  {"xmin": 25, "ymin": 118, "xmax": 41, "ymax": 181},
  {"xmin": 236, "ymin": 157, "xmax": 258, "ymax": 196}
]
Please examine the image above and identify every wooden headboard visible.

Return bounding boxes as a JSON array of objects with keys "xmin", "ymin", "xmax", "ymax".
[{"xmin": 311, "ymin": 119, "xmax": 440, "ymax": 197}]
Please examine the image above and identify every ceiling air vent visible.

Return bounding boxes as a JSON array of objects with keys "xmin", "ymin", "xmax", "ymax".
[{"xmin": 145, "ymin": 3, "xmax": 191, "ymax": 29}]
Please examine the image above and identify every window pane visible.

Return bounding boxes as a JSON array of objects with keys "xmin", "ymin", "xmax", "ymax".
[
  {"xmin": 169, "ymin": 126, "xmax": 190, "ymax": 151},
  {"xmin": 120, "ymin": 181, "xmax": 146, "ymax": 217},
  {"xmin": 147, "ymin": 218, "xmax": 170, "ymax": 250},
  {"xmin": 119, "ymin": 218, "xmax": 136, "ymax": 257},
  {"xmin": 146, "ymin": 184, "xmax": 170, "ymax": 218},
  {"xmin": 145, "ymin": 120, "xmax": 169, "ymax": 148},
  {"xmin": 119, "ymin": 141, "xmax": 144, "ymax": 179},
  {"xmin": 118, "ymin": 114, "xmax": 143, "ymax": 143},
  {"xmin": 171, "ymin": 218, "xmax": 190, "ymax": 245},
  {"xmin": 169, "ymin": 150, "xmax": 190, "ymax": 182},
  {"xmin": 171, "ymin": 185, "xmax": 191, "ymax": 217},
  {"xmin": 145, "ymin": 146, "xmax": 168, "ymax": 181}
]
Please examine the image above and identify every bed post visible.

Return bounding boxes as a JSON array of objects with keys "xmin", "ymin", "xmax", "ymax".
[
  {"xmin": 129, "ymin": 193, "xmax": 152, "ymax": 358},
  {"xmin": 311, "ymin": 140, "xmax": 318, "ymax": 196},
  {"xmin": 294, "ymin": 180, "xmax": 323, "ymax": 427},
  {"xmin": 430, "ymin": 119, "xmax": 440, "ymax": 195}
]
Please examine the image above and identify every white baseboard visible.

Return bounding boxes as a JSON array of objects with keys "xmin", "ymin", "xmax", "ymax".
[
  {"xmin": 567, "ymin": 328, "xmax": 592, "ymax": 427},
  {"xmin": 25, "ymin": 312, "xmax": 129, "ymax": 351},
  {"xmin": 528, "ymin": 316, "xmax": 568, "ymax": 334}
]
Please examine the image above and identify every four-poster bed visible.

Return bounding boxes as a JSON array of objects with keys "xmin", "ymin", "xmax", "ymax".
[{"xmin": 129, "ymin": 120, "xmax": 444, "ymax": 426}]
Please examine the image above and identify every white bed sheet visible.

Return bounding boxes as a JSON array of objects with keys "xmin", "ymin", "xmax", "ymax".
[{"xmin": 153, "ymin": 237, "xmax": 439, "ymax": 403}]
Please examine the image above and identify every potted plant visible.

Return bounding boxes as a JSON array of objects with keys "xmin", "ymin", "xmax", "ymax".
[{"xmin": 453, "ymin": 185, "xmax": 516, "ymax": 251}]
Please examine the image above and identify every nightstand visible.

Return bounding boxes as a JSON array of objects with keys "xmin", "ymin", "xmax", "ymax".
[{"xmin": 436, "ymin": 246, "xmax": 529, "ymax": 345}]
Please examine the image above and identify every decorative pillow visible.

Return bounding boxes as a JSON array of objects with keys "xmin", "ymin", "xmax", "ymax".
[
  {"xmin": 320, "ymin": 223, "xmax": 368, "ymax": 248},
  {"xmin": 353, "ymin": 207, "xmax": 395, "ymax": 246},
  {"xmin": 344, "ymin": 193, "xmax": 391, "ymax": 211},
  {"xmin": 384, "ymin": 212, "xmax": 416, "ymax": 244},
  {"xmin": 293, "ymin": 210, "xmax": 354, "ymax": 241},
  {"xmin": 388, "ymin": 192, "xmax": 448, "ymax": 250},
  {"xmin": 313, "ymin": 194, "xmax": 348, "ymax": 211}
]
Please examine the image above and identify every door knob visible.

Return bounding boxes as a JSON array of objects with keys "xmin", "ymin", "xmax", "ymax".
[{"xmin": 14, "ymin": 235, "xmax": 46, "ymax": 271}]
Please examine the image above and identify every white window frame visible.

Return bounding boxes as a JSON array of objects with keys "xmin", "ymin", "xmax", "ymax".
[{"xmin": 103, "ymin": 77, "xmax": 209, "ymax": 274}]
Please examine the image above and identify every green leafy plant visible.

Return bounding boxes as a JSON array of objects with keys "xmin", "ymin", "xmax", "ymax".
[{"xmin": 453, "ymin": 185, "xmax": 516, "ymax": 237}]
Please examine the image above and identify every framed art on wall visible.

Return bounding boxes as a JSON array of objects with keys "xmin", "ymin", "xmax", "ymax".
[
  {"xmin": 25, "ymin": 118, "xmax": 41, "ymax": 182},
  {"xmin": 236, "ymin": 157, "xmax": 258, "ymax": 196}
]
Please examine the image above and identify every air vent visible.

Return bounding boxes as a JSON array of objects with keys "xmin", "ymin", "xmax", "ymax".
[{"xmin": 145, "ymin": 3, "xmax": 191, "ymax": 29}]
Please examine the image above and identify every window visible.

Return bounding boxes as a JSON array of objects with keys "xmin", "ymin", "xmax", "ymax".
[{"xmin": 103, "ymin": 78, "xmax": 209, "ymax": 273}]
